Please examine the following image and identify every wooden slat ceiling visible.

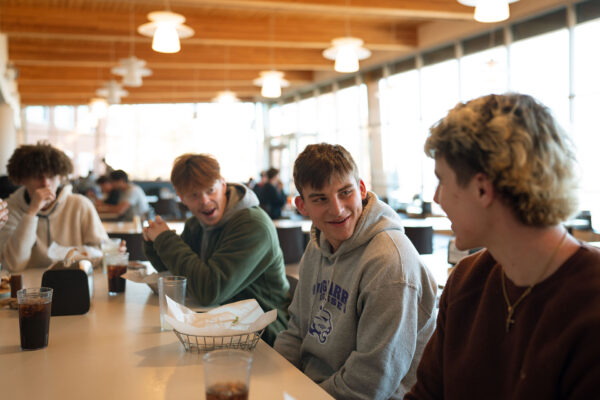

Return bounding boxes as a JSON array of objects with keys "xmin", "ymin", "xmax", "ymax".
[{"xmin": 0, "ymin": 0, "xmax": 474, "ymax": 105}]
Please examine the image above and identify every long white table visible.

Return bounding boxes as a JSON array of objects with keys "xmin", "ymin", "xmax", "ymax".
[{"xmin": 0, "ymin": 268, "xmax": 332, "ymax": 399}]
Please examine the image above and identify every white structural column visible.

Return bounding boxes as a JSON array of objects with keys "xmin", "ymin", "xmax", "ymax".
[
  {"xmin": 0, "ymin": 103, "xmax": 17, "ymax": 175},
  {"xmin": 365, "ymin": 79, "xmax": 387, "ymax": 198}
]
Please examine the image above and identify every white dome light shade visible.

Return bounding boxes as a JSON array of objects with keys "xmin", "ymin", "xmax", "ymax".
[
  {"xmin": 89, "ymin": 97, "xmax": 108, "ymax": 118},
  {"xmin": 96, "ymin": 80, "xmax": 128, "ymax": 104},
  {"xmin": 457, "ymin": 0, "xmax": 518, "ymax": 23},
  {"xmin": 253, "ymin": 71, "xmax": 290, "ymax": 98},
  {"xmin": 137, "ymin": 11, "xmax": 194, "ymax": 54},
  {"xmin": 323, "ymin": 37, "xmax": 371, "ymax": 73},
  {"xmin": 111, "ymin": 56, "xmax": 152, "ymax": 87},
  {"xmin": 213, "ymin": 90, "xmax": 240, "ymax": 104}
]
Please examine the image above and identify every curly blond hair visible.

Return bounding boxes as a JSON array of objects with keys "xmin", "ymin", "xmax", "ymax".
[{"xmin": 425, "ymin": 93, "xmax": 578, "ymax": 226}]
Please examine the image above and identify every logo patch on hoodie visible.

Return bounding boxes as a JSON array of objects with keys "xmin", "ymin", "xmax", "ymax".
[
  {"xmin": 308, "ymin": 305, "xmax": 332, "ymax": 343},
  {"xmin": 312, "ymin": 279, "xmax": 349, "ymax": 313}
]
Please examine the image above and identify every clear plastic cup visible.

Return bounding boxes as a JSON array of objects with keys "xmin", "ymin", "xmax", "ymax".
[
  {"xmin": 17, "ymin": 287, "xmax": 53, "ymax": 350},
  {"xmin": 101, "ymin": 238, "xmax": 122, "ymax": 274},
  {"xmin": 106, "ymin": 252, "xmax": 129, "ymax": 295},
  {"xmin": 203, "ymin": 350, "xmax": 253, "ymax": 400},
  {"xmin": 158, "ymin": 276, "xmax": 187, "ymax": 331}
]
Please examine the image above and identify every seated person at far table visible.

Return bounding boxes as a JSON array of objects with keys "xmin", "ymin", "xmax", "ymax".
[
  {"xmin": 405, "ymin": 94, "xmax": 600, "ymax": 400},
  {"xmin": 274, "ymin": 143, "xmax": 437, "ymax": 400},
  {"xmin": 95, "ymin": 169, "xmax": 151, "ymax": 220},
  {"xmin": 91, "ymin": 175, "xmax": 120, "ymax": 205},
  {"xmin": 142, "ymin": 153, "xmax": 290, "ymax": 346},
  {"xmin": 0, "ymin": 142, "xmax": 108, "ymax": 272}
]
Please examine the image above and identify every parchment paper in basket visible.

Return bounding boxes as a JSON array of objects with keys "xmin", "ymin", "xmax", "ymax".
[
  {"xmin": 164, "ymin": 297, "xmax": 277, "ymax": 336},
  {"xmin": 121, "ymin": 270, "xmax": 171, "ymax": 294},
  {"xmin": 47, "ymin": 242, "xmax": 103, "ymax": 266}
]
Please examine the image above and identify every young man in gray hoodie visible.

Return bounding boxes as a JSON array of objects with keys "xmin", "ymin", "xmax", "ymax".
[{"xmin": 274, "ymin": 143, "xmax": 437, "ymax": 399}]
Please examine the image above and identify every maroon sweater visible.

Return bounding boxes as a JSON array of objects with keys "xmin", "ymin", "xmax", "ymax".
[{"xmin": 405, "ymin": 243, "xmax": 600, "ymax": 400}]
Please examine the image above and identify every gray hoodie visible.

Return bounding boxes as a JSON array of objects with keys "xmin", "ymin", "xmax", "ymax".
[{"xmin": 274, "ymin": 192, "xmax": 437, "ymax": 399}]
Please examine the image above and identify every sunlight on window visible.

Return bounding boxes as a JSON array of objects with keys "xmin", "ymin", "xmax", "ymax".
[
  {"xmin": 510, "ymin": 29, "xmax": 570, "ymax": 128},
  {"xmin": 461, "ymin": 46, "xmax": 508, "ymax": 101},
  {"xmin": 379, "ymin": 70, "xmax": 423, "ymax": 203},
  {"xmin": 573, "ymin": 18, "xmax": 600, "ymax": 217}
]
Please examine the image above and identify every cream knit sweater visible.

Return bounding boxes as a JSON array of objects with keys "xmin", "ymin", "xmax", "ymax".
[{"xmin": 0, "ymin": 185, "xmax": 108, "ymax": 272}]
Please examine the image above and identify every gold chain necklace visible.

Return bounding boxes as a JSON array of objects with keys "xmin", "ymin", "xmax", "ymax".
[{"xmin": 501, "ymin": 230, "xmax": 567, "ymax": 332}]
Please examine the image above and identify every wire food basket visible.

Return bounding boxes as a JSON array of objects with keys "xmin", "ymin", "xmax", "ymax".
[{"xmin": 174, "ymin": 328, "xmax": 264, "ymax": 352}]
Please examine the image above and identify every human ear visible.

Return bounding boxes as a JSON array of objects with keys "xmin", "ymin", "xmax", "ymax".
[
  {"xmin": 359, "ymin": 179, "xmax": 367, "ymax": 200},
  {"xmin": 294, "ymin": 195, "xmax": 308, "ymax": 217},
  {"xmin": 473, "ymin": 173, "xmax": 494, "ymax": 207}
]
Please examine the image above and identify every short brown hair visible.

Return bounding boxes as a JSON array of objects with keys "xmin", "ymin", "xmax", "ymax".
[
  {"xmin": 293, "ymin": 143, "xmax": 359, "ymax": 197},
  {"xmin": 7, "ymin": 142, "xmax": 73, "ymax": 184},
  {"xmin": 170, "ymin": 153, "xmax": 221, "ymax": 195},
  {"xmin": 425, "ymin": 93, "xmax": 578, "ymax": 226}
]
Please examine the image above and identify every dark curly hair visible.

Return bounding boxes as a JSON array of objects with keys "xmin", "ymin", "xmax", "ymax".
[{"xmin": 7, "ymin": 142, "xmax": 73, "ymax": 184}]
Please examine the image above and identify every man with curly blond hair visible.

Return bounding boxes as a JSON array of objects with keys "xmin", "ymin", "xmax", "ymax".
[
  {"xmin": 406, "ymin": 93, "xmax": 600, "ymax": 399},
  {"xmin": 0, "ymin": 143, "xmax": 107, "ymax": 271}
]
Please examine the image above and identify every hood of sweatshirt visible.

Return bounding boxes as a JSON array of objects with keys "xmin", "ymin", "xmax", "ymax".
[
  {"xmin": 312, "ymin": 191, "xmax": 405, "ymax": 262},
  {"xmin": 201, "ymin": 183, "xmax": 259, "ymax": 231}
]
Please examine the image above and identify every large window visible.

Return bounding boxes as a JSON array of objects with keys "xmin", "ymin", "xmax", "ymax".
[
  {"xmin": 573, "ymin": 17, "xmax": 600, "ymax": 219},
  {"xmin": 379, "ymin": 70, "xmax": 422, "ymax": 203},
  {"xmin": 23, "ymin": 102, "xmax": 263, "ymax": 182}
]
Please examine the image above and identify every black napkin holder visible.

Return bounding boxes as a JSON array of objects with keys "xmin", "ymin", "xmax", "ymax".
[{"xmin": 41, "ymin": 260, "xmax": 94, "ymax": 316}]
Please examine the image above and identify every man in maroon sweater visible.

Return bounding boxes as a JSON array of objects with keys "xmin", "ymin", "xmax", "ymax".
[{"xmin": 405, "ymin": 93, "xmax": 600, "ymax": 400}]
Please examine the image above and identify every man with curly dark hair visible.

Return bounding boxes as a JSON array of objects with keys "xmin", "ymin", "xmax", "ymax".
[{"xmin": 0, "ymin": 142, "xmax": 108, "ymax": 271}]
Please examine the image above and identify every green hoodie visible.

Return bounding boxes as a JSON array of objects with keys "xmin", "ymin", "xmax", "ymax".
[{"xmin": 143, "ymin": 183, "xmax": 289, "ymax": 345}]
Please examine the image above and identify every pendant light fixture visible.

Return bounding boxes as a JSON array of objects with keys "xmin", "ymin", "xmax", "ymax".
[
  {"xmin": 112, "ymin": 56, "xmax": 152, "ymax": 87},
  {"xmin": 213, "ymin": 47, "xmax": 240, "ymax": 103},
  {"xmin": 323, "ymin": 0, "xmax": 371, "ymax": 73},
  {"xmin": 458, "ymin": 0, "xmax": 518, "ymax": 23},
  {"xmin": 213, "ymin": 90, "xmax": 240, "ymax": 104},
  {"xmin": 138, "ymin": 8, "xmax": 194, "ymax": 53},
  {"xmin": 89, "ymin": 97, "xmax": 108, "ymax": 119},
  {"xmin": 113, "ymin": 3, "xmax": 152, "ymax": 87},
  {"xmin": 254, "ymin": 71, "xmax": 290, "ymax": 98},
  {"xmin": 323, "ymin": 37, "xmax": 371, "ymax": 73},
  {"xmin": 253, "ymin": 15, "xmax": 289, "ymax": 99},
  {"xmin": 96, "ymin": 80, "xmax": 129, "ymax": 104}
]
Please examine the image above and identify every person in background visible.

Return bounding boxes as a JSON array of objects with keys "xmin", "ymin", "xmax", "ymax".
[
  {"xmin": 95, "ymin": 169, "xmax": 151, "ymax": 221},
  {"xmin": 0, "ymin": 199, "xmax": 7, "ymax": 229},
  {"xmin": 258, "ymin": 167, "xmax": 287, "ymax": 220},
  {"xmin": 405, "ymin": 93, "xmax": 600, "ymax": 399},
  {"xmin": 0, "ymin": 142, "xmax": 108, "ymax": 271},
  {"xmin": 274, "ymin": 143, "xmax": 437, "ymax": 399},
  {"xmin": 142, "ymin": 153, "xmax": 290, "ymax": 345},
  {"xmin": 252, "ymin": 170, "xmax": 268, "ymax": 199},
  {"xmin": 93, "ymin": 175, "xmax": 120, "ymax": 205}
]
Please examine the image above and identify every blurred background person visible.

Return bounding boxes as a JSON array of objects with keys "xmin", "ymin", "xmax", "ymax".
[
  {"xmin": 0, "ymin": 142, "xmax": 108, "ymax": 271},
  {"xmin": 95, "ymin": 169, "xmax": 151, "ymax": 221},
  {"xmin": 257, "ymin": 167, "xmax": 287, "ymax": 220},
  {"xmin": 92, "ymin": 175, "xmax": 120, "ymax": 205}
]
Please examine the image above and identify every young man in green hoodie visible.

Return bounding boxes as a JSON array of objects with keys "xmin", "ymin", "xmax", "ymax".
[
  {"xmin": 274, "ymin": 143, "xmax": 437, "ymax": 399},
  {"xmin": 142, "ymin": 153, "xmax": 289, "ymax": 345}
]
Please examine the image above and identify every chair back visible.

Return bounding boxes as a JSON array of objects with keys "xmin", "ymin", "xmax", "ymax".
[
  {"xmin": 404, "ymin": 225, "xmax": 434, "ymax": 254},
  {"xmin": 108, "ymin": 232, "xmax": 147, "ymax": 261},
  {"xmin": 276, "ymin": 226, "xmax": 305, "ymax": 265}
]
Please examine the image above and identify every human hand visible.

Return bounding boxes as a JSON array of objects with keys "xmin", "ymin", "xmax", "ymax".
[
  {"xmin": 143, "ymin": 215, "xmax": 170, "ymax": 242},
  {"xmin": 28, "ymin": 187, "xmax": 56, "ymax": 215},
  {"xmin": 0, "ymin": 200, "xmax": 8, "ymax": 228}
]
